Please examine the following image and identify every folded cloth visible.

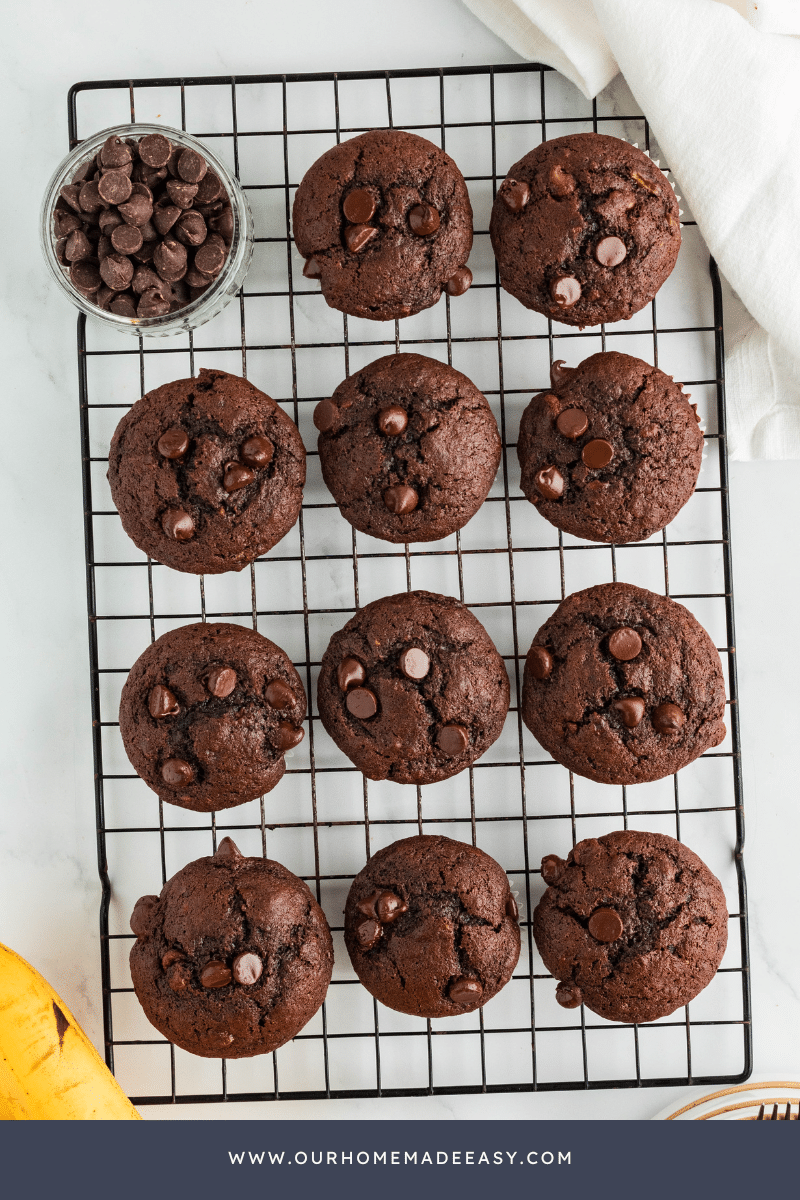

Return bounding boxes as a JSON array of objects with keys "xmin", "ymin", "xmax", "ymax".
[{"xmin": 461, "ymin": 0, "xmax": 800, "ymax": 459}]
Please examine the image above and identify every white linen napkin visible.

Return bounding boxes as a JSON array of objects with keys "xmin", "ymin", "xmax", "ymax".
[{"xmin": 461, "ymin": 0, "xmax": 800, "ymax": 459}]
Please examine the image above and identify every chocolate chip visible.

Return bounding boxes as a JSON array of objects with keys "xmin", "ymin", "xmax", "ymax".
[
  {"xmin": 110, "ymin": 223, "xmax": 144, "ymax": 256},
  {"xmin": 100, "ymin": 253, "xmax": 134, "ymax": 291},
  {"xmin": 548, "ymin": 166, "xmax": 575, "ymax": 197},
  {"xmin": 506, "ymin": 894, "xmax": 519, "ymax": 920},
  {"xmin": 223, "ymin": 461, "xmax": 255, "ymax": 492},
  {"xmin": 383, "ymin": 484, "xmax": 418, "ymax": 514},
  {"xmin": 344, "ymin": 223, "xmax": 378, "ymax": 253},
  {"xmin": 195, "ymin": 170, "xmax": 224, "ymax": 204},
  {"xmin": 65, "ymin": 229, "xmax": 93, "ymax": 262},
  {"xmin": 96, "ymin": 286, "xmax": 116, "ymax": 311},
  {"xmin": 582, "ymin": 438, "xmax": 614, "ymax": 468},
  {"xmin": 445, "ymin": 266, "xmax": 472, "ymax": 296},
  {"xmin": 541, "ymin": 854, "xmax": 565, "ymax": 885},
  {"xmin": 528, "ymin": 645, "xmax": 553, "ymax": 680},
  {"xmin": 184, "ymin": 266, "xmax": 213, "ymax": 289},
  {"xmin": 535, "ymin": 465, "xmax": 565, "ymax": 500},
  {"xmin": 133, "ymin": 240, "xmax": 157, "ymax": 264},
  {"xmin": 153, "ymin": 238, "xmax": 188, "ymax": 282},
  {"xmin": 313, "ymin": 398, "xmax": 338, "ymax": 432},
  {"xmin": 550, "ymin": 276, "xmax": 581, "ymax": 307},
  {"xmin": 79, "ymin": 180, "xmax": 107, "ymax": 213},
  {"xmin": 157, "ymin": 427, "xmax": 189, "ymax": 460},
  {"xmin": 232, "ymin": 952, "xmax": 262, "ymax": 986},
  {"xmin": 99, "ymin": 208, "xmax": 124, "ymax": 235},
  {"xmin": 148, "ymin": 684, "xmax": 179, "ymax": 718},
  {"xmin": 346, "ymin": 687, "xmax": 378, "ymax": 719},
  {"xmin": 608, "ymin": 627, "xmax": 642, "ymax": 661},
  {"xmin": 337, "ymin": 657, "xmax": 366, "ymax": 691},
  {"xmin": 138, "ymin": 286, "xmax": 172, "ymax": 318},
  {"xmin": 194, "ymin": 234, "xmax": 226, "ymax": 276},
  {"xmin": 612, "ymin": 696, "xmax": 646, "ymax": 728},
  {"xmin": 376, "ymin": 891, "xmax": 408, "ymax": 923},
  {"xmin": 173, "ymin": 210, "xmax": 207, "ymax": 247},
  {"xmin": 54, "ymin": 210, "xmax": 83, "ymax": 238},
  {"xmin": 60, "ymin": 184, "xmax": 83, "ymax": 212},
  {"xmin": 240, "ymin": 435, "xmax": 274, "ymax": 468},
  {"xmin": 356, "ymin": 891, "xmax": 381, "ymax": 918},
  {"xmin": 588, "ymin": 907, "xmax": 624, "ymax": 943},
  {"xmin": 166, "ymin": 179, "xmax": 198, "ymax": 209},
  {"xmin": 161, "ymin": 949, "xmax": 183, "ymax": 969},
  {"xmin": 138, "ymin": 134, "xmax": 172, "ymax": 168},
  {"xmin": 69, "ymin": 261, "xmax": 102, "ymax": 292},
  {"xmin": 97, "ymin": 170, "xmax": 132, "ymax": 206},
  {"xmin": 161, "ymin": 508, "xmax": 195, "ymax": 541},
  {"xmin": 209, "ymin": 207, "xmax": 234, "ymax": 244},
  {"xmin": 132, "ymin": 266, "xmax": 160, "ymax": 294},
  {"xmin": 500, "ymin": 178, "xmax": 530, "ymax": 212},
  {"xmin": 265, "ymin": 679, "xmax": 295, "ymax": 709},
  {"xmin": 214, "ymin": 837, "xmax": 243, "ymax": 863},
  {"xmin": 399, "ymin": 646, "xmax": 430, "ymax": 680},
  {"xmin": 177, "ymin": 148, "xmax": 207, "ymax": 184},
  {"xmin": 100, "ymin": 135, "xmax": 133, "ymax": 169},
  {"xmin": 118, "ymin": 192, "xmax": 154, "ymax": 227},
  {"xmin": 595, "ymin": 236, "xmax": 627, "ymax": 267},
  {"xmin": 377, "ymin": 405, "xmax": 408, "ymax": 436},
  {"xmin": 555, "ymin": 980, "xmax": 582, "ymax": 1009},
  {"xmin": 448, "ymin": 977, "xmax": 483, "ymax": 1006},
  {"xmin": 303, "ymin": 257, "xmax": 322, "ymax": 278},
  {"xmin": 200, "ymin": 960, "xmax": 232, "ymax": 989},
  {"xmin": 152, "ymin": 203, "xmax": 182, "ymax": 236},
  {"xmin": 130, "ymin": 894, "xmax": 158, "ymax": 936},
  {"xmin": 110, "ymin": 294, "xmax": 137, "ymax": 318},
  {"xmin": 342, "ymin": 188, "xmax": 376, "ymax": 224},
  {"xmin": 356, "ymin": 918, "xmax": 381, "ymax": 949},
  {"xmin": 438, "ymin": 723, "xmax": 468, "ymax": 755},
  {"xmin": 409, "ymin": 203, "xmax": 440, "ymax": 235},
  {"xmin": 556, "ymin": 407, "xmax": 589, "ymax": 440},
  {"xmin": 275, "ymin": 722, "xmax": 305, "ymax": 751},
  {"xmin": 206, "ymin": 667, "xmax": 237, "ymax": 698},
  {"xmin": 96, "ymin": 236, "xmax": 113, "ymax": 261},
  {"xmin": 161, "ymin": 758, "xmax": 194, "ymax": 787},
  {"xmin": 653, "ymin": 703, "xmax": 685, "ymax": 733}
]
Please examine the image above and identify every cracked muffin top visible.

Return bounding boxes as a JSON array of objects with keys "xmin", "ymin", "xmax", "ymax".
[
  {"xmin": 533, "ymin": 830, "xmax": 728, "ymax": 1023},
  {"xmin": 314, "ymin": 353, "xmax": 501, "ymax": 543},
  {"xmin": 292, "ymin": 129, "xmax": 474, "ymax": 321},
  {"xmin": 119, "ymin": 621, "xmax": 306, "ymax": 812},
  {"xmin": 521, "ymin": 583, "xmax": 726, "ymax": 785},
  {"xmin": 108, "ymin": 368, "xmax": 306, "ymax": 574},
  {"xmin": 130, "ymin": 838, "xmax": 333, "ymax": 1058},
  {"xmin": 344, "ymin": 835, "xmax": 520, "ymax": 1018},
  {"xmin": 490, "ymin": 133, "xmax": 680, "ymax": 327},
  {"xmin": 317, "ymin": 590, "xmax": 510, "ymax": 786},
  {"xmin": 517, "ymin": 352, "xmax": 704, "ymax": 544}
]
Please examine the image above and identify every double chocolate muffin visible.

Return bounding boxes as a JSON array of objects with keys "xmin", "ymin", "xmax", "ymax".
[
  {"xmin": 317, "ymin": 590, "xmax": 510, "ymax": 785},
  {"xmin": 517, "ymin": 353, "xmax": 704, "ymax": 543},
  {"xmin": 533, "ymin": 830, "xmax": 728, "ymax": 1023},
  {"xmin": 345, "ymin": 835, "xmax": 520, "ymax": 1018},
  {"xmin": 522, "ymin": 583, "xmax": 726, "ymax": 785},
  {"xmin": 130, "ymin": 838, "xmax": 333, "ymax": 1057},
  {"xmin": 490, "ymin": 133, "xmax": 680, "ymax": 327},
  {"xmin": 292, "ymin": 130, "xmax": 473, "ymax": 321},
  {"xmin": 120, "ymin": 622, "xmax": 306, "ymax": 811},
  {"xmin": 314, "ymin": 353, "xmax": 501, "ymax": 543},
  {"xmin": 108, "ymin": 368, "xmax": 305, "ymax": 574}
]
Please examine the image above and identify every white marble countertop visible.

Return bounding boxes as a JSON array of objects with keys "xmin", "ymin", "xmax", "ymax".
[{"xmin": 1, "ymin": 0, "xmax": 798, "ymax": 1122}]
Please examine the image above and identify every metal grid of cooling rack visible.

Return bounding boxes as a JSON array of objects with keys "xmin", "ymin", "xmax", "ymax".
[{"xmin": 70, "ymin": 63, "xmax": 751, "ymax": 1105}]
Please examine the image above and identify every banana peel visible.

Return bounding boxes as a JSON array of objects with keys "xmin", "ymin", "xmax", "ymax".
[{"xmin": 0, "ymin": 940, "xmax": 140, "ymax": 1120}]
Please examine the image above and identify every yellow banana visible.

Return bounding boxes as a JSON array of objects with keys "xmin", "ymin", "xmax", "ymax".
[{"xmin": 0, "ymin": 940, "xmax": 140, "ymax": 1119}]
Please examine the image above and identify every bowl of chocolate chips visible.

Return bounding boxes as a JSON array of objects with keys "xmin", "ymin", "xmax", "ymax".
[{"xmin": 41, "ymin": 124, "xmax": 253, "ymax": 336}]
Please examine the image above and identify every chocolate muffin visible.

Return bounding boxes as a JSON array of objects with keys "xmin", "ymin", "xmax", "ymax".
[
  {"xmin": 119, "ymin": 622, "xmax": 306, "ymax": 812},
  {"xmin": 317, "ymin": 590, "xmax": 510, "ymax": 785},
  {"xmin": 517, "ymin": 353, "xmax": 704, "ymax": 543},
  {"xmin": 533, "ymin": 830, "xmax": 728, "ymax": 1023},
  {"xmin": 345, "ymin": 835, "xmax": 520, "ymax": 1018},
  {"xmin": 292, "ymin": 130, "xmax": 473, "ymax": 321},
  {"xmin": 130, "ymin": 838, "xmax": 333, "ymax": 1057},
  {"xmin": 314, "ymin": 353, "xmax": 501, "ymax": 543},
  {"xmin": 490, "ymin": 133, "xmax": 680, "ymax": 327},
  {"xmin": 521, "ymin": 583, "xmax": 726, "ymax": 785},
  {"xmin": 108, "ymin": 368, "xmax": 305, "ymax": 574}
]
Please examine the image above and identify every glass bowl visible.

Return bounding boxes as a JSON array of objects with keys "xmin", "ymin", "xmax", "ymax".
[{"xmin": 40, "ymin": 123, "xmax": 254, "ymax": 338}]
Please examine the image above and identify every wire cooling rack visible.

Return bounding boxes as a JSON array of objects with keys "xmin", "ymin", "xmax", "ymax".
[{"xmin": 70, "ymin": 63, "xmax": 751, "ymax": 1105}]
